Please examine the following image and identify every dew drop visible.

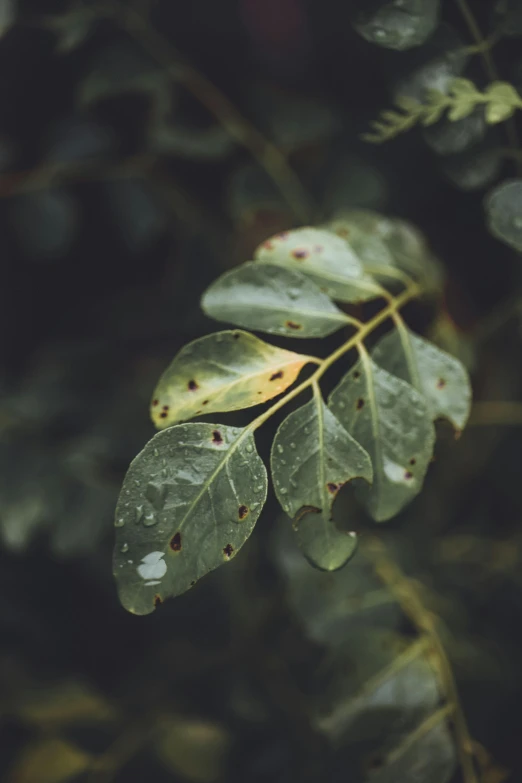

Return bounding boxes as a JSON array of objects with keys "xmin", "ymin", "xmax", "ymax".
[
  {"xmin": 304, "ymin": 426, "xmax": 310, "ymax": 435},
  {"xmin": 120, "ymin": 543, "xmax": 129, "ymax": 553},
  {"xmin": 283, "ymin": 505, "xmax": 290, "ymax": 513},
  {"xmin": 290, "ymin": 442, "xmax": 296, "ymax": 449},
  {"xmin": 135, "ymin": 505, "xmax": 144, "ymax": 524},
  {"xmin": 143, "ymin": 513, "xmax": 158, "ymax": 527},
  {"xmin": 134, "ymin": 480, "xmax": 141, "ymax": 488},
  {"xmin": 280, "ymin": 487, "xmax": 288, "ymax": 495},
  {"xmin": 290, "ymin": 478, "xmax": 298, "ymax": 488},
  {"xmin": 276, "ymin": 444, "xmax": 284, "ymax": 454},
  {"xmin": 246, "ymin": 444, "xmax": 254, "ymax": 453},
  {"xmin": 125, "ymin": 489, "xmax": 131, "ymax": 496},
  {"xmin": 255, "ymin": 484, "xmax": 264, "ymax": 492},
  {"xmin": 127, "ymin": 560, "xmax": 133, "ymax": 564},
  {"xmin": 280, "ymin": 459, "xmax": 287, "ymax": 465},
  {"xmin": 338, "ymin": 401, "xmax": 346, "ymax": 409},
  {"xmin": 513, "ymin": 216, "xmax": 522, "ymax": 229},
  {"xmin": 115, "ymin": 518, "xmax": 125, "ymax": 528},
  {"xmin": 153, "ymin": 448, "xmax": 159, "ymax": 457},
  {"xmin": 288, "ymin": 287, "xmax": 300, "ymax": 300}
]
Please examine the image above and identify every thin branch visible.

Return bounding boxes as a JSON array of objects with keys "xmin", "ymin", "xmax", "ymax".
[
  {"xmin": 112, "ymin": 2, "xmax": 314, "ymax": 223},
  {"xmin": 364, "ymin": 537, "xmax": 478, "ymax": 783},
  {"xmin": 469, "ymin": 401, "xmax": 522, "ymax": 427}
]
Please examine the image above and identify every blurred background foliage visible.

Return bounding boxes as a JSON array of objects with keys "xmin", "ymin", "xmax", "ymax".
[{"xmin": 1, "ymin": 0, "xmax": 522, "ymax": 781}]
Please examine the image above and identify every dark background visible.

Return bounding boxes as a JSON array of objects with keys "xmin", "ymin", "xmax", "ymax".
[{"xmin": 1, "ymin": 1, "xmax": 522, "ymax": 781}]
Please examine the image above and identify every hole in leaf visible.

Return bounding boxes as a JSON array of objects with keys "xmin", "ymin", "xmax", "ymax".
[
  {"xmin": 170, "ymin": 532, "xmax": 182, "ymax": 551},
  {"xmin": 270, "ymin": 371, "xmax": 284, "ymax": 381},
  {"xmin": 238, "ymin": 504, "xmax": 249, "ymax": 519},
  {"xmin": 154, "ymin": 594, "xmax": 162, "ymax": 607},
  {"xmin": 356, "ymin": 398, "xmax": 365, "ymax": 410},
  {"xmin": 291, "ymin": 248, "xmax": 309, "ymax": 260},
  {"xmin": 327, "ymin": 483, "xmax": 338, "ymax": 494},
  {"xmin": 223, "ymin": 543, "xmax": 234, "ymax": 558},
  {"xmin": 437, "ymin": 378, "xmax": 446, "ymax": 389},
  {"xmin": 188, "ymin": 379, "xmax": 199, "ymax": 391},
  {"xmin": 286, "ymin": 320, "xmax": 302, "ymax": 330},
  {"xmin": 212, "ymin": 430, "xmax": 223, "ymax": 445},
  {"xmin": 404, "ymin": 471, "xmax": 413, "ymax": 480}
]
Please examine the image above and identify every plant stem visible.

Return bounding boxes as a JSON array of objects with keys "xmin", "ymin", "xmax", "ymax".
[
  {"xmin": 112, "ymin": 2, "xmax": 314, "ymax": 223},
  {"xmin": 455, "ymin": 0, "xmax": 521, "ymax": 172},
  {"xmin": 249, "ymin": 282, "xmax": 421, "ymax": 432},
  {"xmin": 364, "ymin": 537, "xmax": 478, "ymax": 783}
]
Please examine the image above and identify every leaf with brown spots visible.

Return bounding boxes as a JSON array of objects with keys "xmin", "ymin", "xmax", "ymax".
[
  {"xmin": 113, "ymin": 423, "xmax": 267, "ymax": 614},
  {"xmin": 201, "ymin": 261, "xmax": 351, "ymax": 338},
  {"xmin": 271, "ymin": 395, "xmax": 372, "ymax": 570},
  {"xmin": 151, "ymin": 330, "xmax": 313, "ymax": 428},
  {"xmin": 254, "ymin": 227, "xmax": 384, "ymax": 303},
  {"xmin": 329, "ymin": 353, "xmax": 435, "ymax": 521},
  {"xmin": 371, "ymin": 324, "xmax": 471, "ymax": 430}
]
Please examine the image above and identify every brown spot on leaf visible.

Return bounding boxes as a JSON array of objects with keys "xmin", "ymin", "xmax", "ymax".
[
  {"xmin": 152, "ymin": 399, "xmax": 159, "ymax": 407},
  {"xmin": 276, "ymin": 231, "xmax": 288, "ymax": 240},
  {"xmin": 436, "ymin": 378, "xmax": 446, "ymax": 389},
  {"xmin": 293, "ymin": 505, "xmax": 321, "ymax": 526},
  {"xmin": 336, "ymin": 228, "xmax": 350, "ymax": 238},
  {"xmin": 212, "ymin": 430, "xmax": 223, "ymax": 445},
  {"xmin": 286, "ymin": 321, "xmax": 302, "ymax": 330},
  {"xmin": 190, "ymin": 580, "xmax": 196, "ymax": 586},
  {"xmin": 327, "ymin": 483, "xmax": 338, "ymax": 494},
  {"xmin": 353, "ymin": 371, "xmax": 361, "ymax": 379},
  {"xmin": 170, "ymin": 532, "xmax": 182, "ymax": 551},
  {"xmin": 223, "ymin": 543, "xmax": 234, "ymax": 558},
  {"xmin": 202, "ymin": 399, "xmax": 209, "ymax": 405},
  {"xmin": 409, "ymin": 458, "xmax": 416, "ymax": 466},
  {"xmin": 291, "ymin": 248, "xmax": 309, "ymax": 260},
  {"xmin": 238, "ymin": 504, "xmax": 249, "ymax": 519},
  {"xmin": 356, "ymin": 398, "xmax": 365, "ymax": 410},
  {"xmin": 162, "ymin": 405, "xmax": 169, "ymax": 411},
  {"xmin": 233, "ymin": 332, "xmax": 240, "ymax": 339},
  {"xmin": 159, "ymin": 412, "xmax": 168, "ymax": 419},
  {"xmin": 314, "ymin": 245, "xmax": 324, "ymax": 253},
  {"xmin": 154, "ymin": 594, "xmax": 162, "ymax": 607},
  {"xmin": 404, "ymin": 471, "xmax": 413, "ymax": 480},
  {"xmin": 188, "ymin": 379, "xmax": 199, "ymax": 391},
  {"xmin": 263, "ymin": 240, "xmax": 273, "ymax": 250},
  {"xmin": 270, "ymin": 371, "xmax": 284, "ymax": 381}
]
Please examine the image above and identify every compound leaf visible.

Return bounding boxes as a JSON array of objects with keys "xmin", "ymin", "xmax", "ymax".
[
  {"xmin": 271, "ymin": 395, "xmax": 372, "ymax": 570},
  {"xmin": 329, "ymin": 353, "xmax": 435, "ymax": 521},
  {"xmin": 114, "ymin": 423, "xmax": 267, "ymax": 614},
  {"xmin": 254, "ymin": 227, "xmax": 383, "ymax": 302},
  {"xmin": 485, "ymin": 178, "xmax": 522, "ymax": 252},
  {"xmin": 201, "ymin": 261, "xmax": 351, "ymax": 338},
  {"xmin": 372, "ymin": 324, "xmax": 472, "ymax": 430},
  {"xmin": 151, "ymin": 330, "xmax": 312, "ymax": 429}
]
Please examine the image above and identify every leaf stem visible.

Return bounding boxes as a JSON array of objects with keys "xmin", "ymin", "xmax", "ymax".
[
  {"xmin": 364, "ymin": 537, "xmax": 478, "ymax": 783},
  {"xmin": 248, "ymin": 282, "xmax": 421, "ymax": 432}
]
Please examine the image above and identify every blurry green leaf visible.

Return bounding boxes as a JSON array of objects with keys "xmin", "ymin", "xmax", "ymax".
[
  {"xmin": 371, "ymin": 325, "xmax": 472, "ymax": 430},
  {"xmin": 353, "ymin": 0, "xmax": 439, "ymax": 51},
  {"xmin": 104, "ymin": 179, "xmax": 166, "ymax": 252},
  {"xmin": 423, "ymin": 111, "xmax": 485, "ymax": 155},
  {"xmin": 443, "ymin": 144, "xmax": 502, "ymax": 192},
  {"xmin": 494, "ymin": 0, "xmax": 522, "ymax": 36},
  {"xmin": 150, "ymin": 121, "xmax": 235, "ymax": 159},
  {"xmin": 45, "ymin": 117, "xmax": 113, "ymax": 163},
  {"xmin": 329, "ymin": 353, "xmax": 435, "ymax": 521},
  {"xmin": 322, "ymin": 155, "xmax": 389, "ymax": 214},
  {"xmin": 485, "ymin": 178, "xmax": 522, "ymax": 251},
  {"xmin": 0, "ymin": 0, "xmax": 14, "ymax": 39},
  {"xmin": 202, "ymin": 262, "xmax": 352, "ymax": 339},
  {"xmin": 254, "ymin": 227, "xmax": 383, "ymax": 302},
  {"xmin": 154, "ymin": 715, "xmax": 232, "ymax": 783},
  {"xmin": 271, "ymin": 395, "xmax": 372, "ymax": 570},
  {"xmin": 18, "ymin": 682, "xmax": 116, "ymax": 727},
  {"xmin": 151, "ymin": 330, "xmax": 312, "ymax": 428},
  {"xmin": 227, "ymin": 163, "xmax": 287, "ymax": 223},
  {"xmin": 8, "ymin": 738, "xmax": 91, "ymax": 783},
  {"xmin": 328, "ymin": 215, "xmax": 397, "ymax": 276},
  {"xmin": 10, "ymin": 189, "xmax": 79, "ymax": 260},
  {"xmin": 483, "ymin": 82, "xmax": 522, "ymax": 124},
  {"xmin": 113, "ymin": 423, "xmax": 267, "ymax": 614}
]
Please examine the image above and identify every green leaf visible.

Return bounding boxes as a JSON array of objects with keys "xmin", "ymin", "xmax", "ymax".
[
  {"xmin": 448, "ymin": 78, "xmax": 481, "ymax": 98},
  {"xmin": 447, "ymin": 100, "xmax": 476, "ymax": 122},
  {"xmin": 271, "ymin": 395, "xmax": 372, "ymax": 570},
  {"xmin": 328, "ymin": 216, "xmax": 397, "ymax": 277},
  {"xmin": 151, "ymin": 330, "xmax": 312, "ymax": 428},
  {"xmin": 329, "ymin": 353, "xmax": 435, "ymax": 521},
  {"xmin": 201, "ymin": 261, "xmax": 351, "ymax": 339},
  {"xmin": 485, "ymin": 178, "xmax": 522, "ymax": 252},
  {"xmin": 371, "ymin": 324, "xmax": 472, "ymax": 430},
  {"xmin": 114, "ymin": 423, "xmax": 267, "ymax": 614},
  {"xmin": 254, "ymin": 227, "xmax": 382, "ymax": 302}
]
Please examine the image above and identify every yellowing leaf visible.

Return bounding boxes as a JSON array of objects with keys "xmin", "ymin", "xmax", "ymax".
[
  {"xmin": 18, "ymin": 682, "xmax": 116, "ymax": 727},
  {"xmin": 8, "ymin": 739, "xmax": 91, "ymax": 783},
  {"xmin": 202, "ymin": 261, "xmax": 351, "ymax": 338},
  {"xmin": 114, "ymin": 423, "xmax": 267, "ymax": 614},
  {"xmin": 154, "ymin": 715, "xmax": 231, "ymax": 783},
  {"xmin": 151, "ymin": 330, "xmax": 313, "ymax": 429}
]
